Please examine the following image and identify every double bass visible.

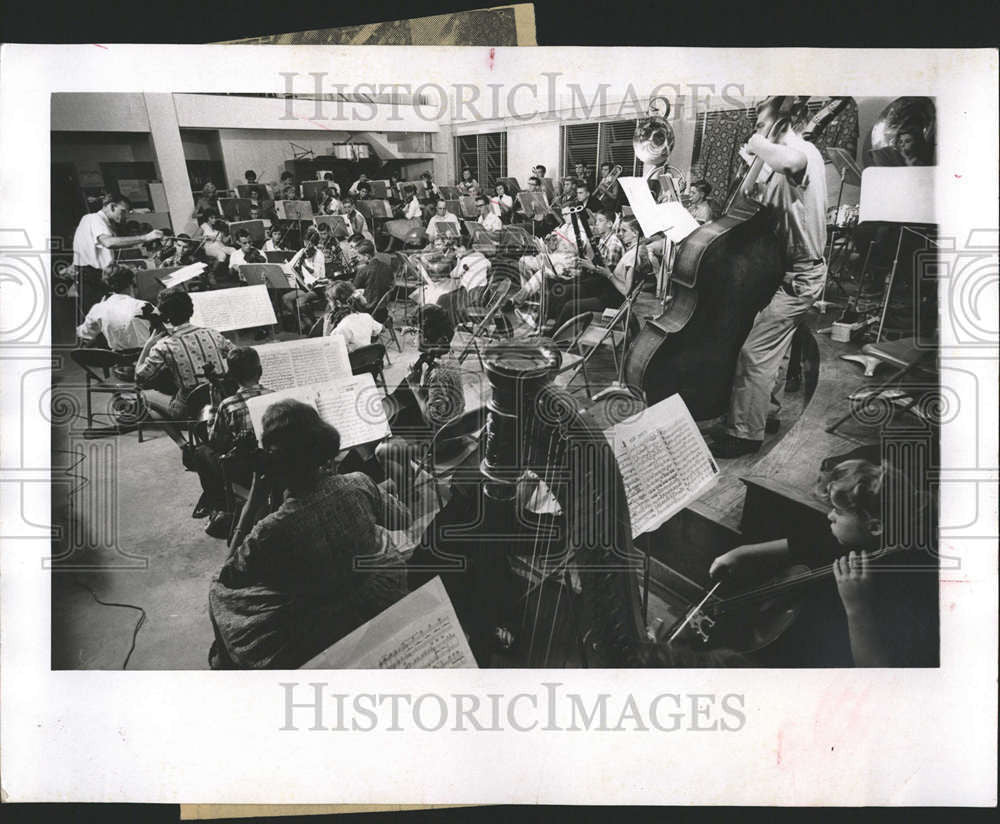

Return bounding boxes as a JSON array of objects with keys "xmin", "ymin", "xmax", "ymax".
[{"xmin": 624, "ymin": 96, "xmax": 850, "ymax": 418}]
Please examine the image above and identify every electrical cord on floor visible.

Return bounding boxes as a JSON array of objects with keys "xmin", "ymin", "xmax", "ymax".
[{"xmin": 73, "ymin": 579, "xmax": 147, "ymax": 670}]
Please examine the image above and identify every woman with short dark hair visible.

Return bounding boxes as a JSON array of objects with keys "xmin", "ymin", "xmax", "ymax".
[{"xmin": 209, "ymin": 400, "xmax": 410, "ymax": 669}]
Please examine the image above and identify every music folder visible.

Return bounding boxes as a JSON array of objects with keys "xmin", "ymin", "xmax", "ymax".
[
  {"xmin": 313, "ymin": 214, "xmax": 350, "ymax": 235},
  {"xmin": 264, "ymin": 250, "xmax": 295, "ymax": 264},
  {"xmin": 238, "ymin": 263, "xmax": 293, "ymax": 290}
]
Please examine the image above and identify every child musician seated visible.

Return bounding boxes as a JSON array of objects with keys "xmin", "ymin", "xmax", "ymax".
[
  {"xmin": 134, "ymin": 290, "xmax": 233, "ymax": 422},
  {"xmin": 189, "ymin": 346, "xmax": 273, "ymax": 538},
  {"xmin": 435, "ymin": 238, "xmax": 492, "ymax": 326},
  {"xmin": 550, "ymin": 213, "xmax": 645, "ymax": 330},
  {"xmin": 283, "ymin": 227, "xmax": 329, "ymax": 330},
  {"xmin": 208, "ymin": 399, "xmax": 410, "ymax": 669},
  {"xmin": 322, "ymin": 281, "xmax": 384, "ymax": 350},
  {"xmin": 708, "ymin": 459, "xmax": 938, "ymax": 667},
  {"xmin": 351, "ymin": 239, "xmax": 394, "ymax": 322},
  {"xmin": 262, "ymin": 224, "xmax": 287, "ymax": 253},
  {"xmin": 228, "ymin": 228, "xmax": 266, "ymax": 278},
  {"xmin": 75, "ymin": 264, "xmax": 151, "ymax": 354}
]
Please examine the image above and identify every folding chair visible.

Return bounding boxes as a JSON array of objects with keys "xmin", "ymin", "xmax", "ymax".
[
  {"xmin": 412, "ymin": 406, "xmax": 488, "ymax": 508},
  {"xmin": 349, "ymin": 343, "xmax": 388, "ymax": 392},
  {"xmin": 456, "ymin": 279, "xmax": 512, "ymax": 368},
  {"xmin": 69, "ymin": 348, "xmax": 146, "ymax": 439}
]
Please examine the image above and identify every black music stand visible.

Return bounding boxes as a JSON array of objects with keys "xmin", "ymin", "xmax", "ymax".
[
  {"xmin": 815, "ymin": 147, "xmax": 863, "ymax": 312},
  {"xmin": 238, "ymin": 264, "xmax": 292, "ymax": 290},
  {"xmin": 219, "ymin": 197, "xmax": 252, "ymax": 221}
]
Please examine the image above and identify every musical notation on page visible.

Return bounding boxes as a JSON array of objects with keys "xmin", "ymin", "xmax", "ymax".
[
  {"xmin": 605, "ymin": 393, "xmax": 720, "ymax": 537},
  {"xmin": 188, "ymin": 284, "xmax": 277, "ymax": 332},
  {"xmin": 303, "ymin": 577, "xmax": 477, "ymax": 669},
  {"xmin": 245, "ymin": 373, "xmax": 390, "ymax": 450},
  {"xmin": 253, "ymin": 336, "xmax": 351, "ymax": 391}
]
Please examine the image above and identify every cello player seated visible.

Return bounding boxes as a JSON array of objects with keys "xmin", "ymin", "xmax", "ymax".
[{"xmin": 708, "ymin": 459, "xmax": 938, "ymax": 667}]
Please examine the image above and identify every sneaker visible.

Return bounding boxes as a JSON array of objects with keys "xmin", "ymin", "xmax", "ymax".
[
  {"xmin": 710, "ymin": 435, "xmax": 763, "ymax": 458},
  {"xmin": 205, "ymin": 511, "xmax": 233, "ymax": 539}
]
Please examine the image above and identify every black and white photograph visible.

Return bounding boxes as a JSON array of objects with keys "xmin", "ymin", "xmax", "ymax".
[{"xmin": 0, "ymin": 42, "xmax": 996, "ymax": 806}]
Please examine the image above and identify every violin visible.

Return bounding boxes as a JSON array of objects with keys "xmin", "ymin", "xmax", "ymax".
[{"xmin": 664, "ymin": 543, "xmax": 910, "ymax": 653}]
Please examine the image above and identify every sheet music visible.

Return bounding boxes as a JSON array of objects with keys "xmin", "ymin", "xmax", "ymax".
[
  {"xmin": 245, "ymin": 374, "xmax": 390, "ymax": 450},
  {"xmin": 618, "ymin": 177, "xmax": 700, "ymax": 243},
  {"xmin": 313, "ymin": 377, "xmax": 390, "ymax": 448},
  {"xmin": 605, "ymin": 393, "xmax": 720, "ymax": 537},
  {"xmin": 156, "ymin": 262, "xmax": 206, "ymax": 289},
  {"xmin": 188, "ymin": 284, "xmax": 277, "ymax": 332},
  {"xmin": 303, "ymin": 577, "xmax": 477, "ymax": 669},
  {"xmin": 253, "ymin": 336, "xmax": 351, "ymax": 391}
]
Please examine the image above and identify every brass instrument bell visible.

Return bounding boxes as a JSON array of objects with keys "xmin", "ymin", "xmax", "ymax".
[
  {"xmin": 633, "ymin": 97, "xmax": 676, "ymax": 167},
  {"xmin": 869, "ymin": 96, "xmax": 936, "ymax": 166}
]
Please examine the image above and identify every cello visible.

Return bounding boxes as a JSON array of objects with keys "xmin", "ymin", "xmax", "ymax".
[{"xmin": 624, "ymin": 96, "xmax": 850, "ymax": 419}]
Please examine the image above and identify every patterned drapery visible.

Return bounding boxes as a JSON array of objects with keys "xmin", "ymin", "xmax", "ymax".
[{"xmin": 690, "ymin": 98, "xmax": 860, "ymax": 213}]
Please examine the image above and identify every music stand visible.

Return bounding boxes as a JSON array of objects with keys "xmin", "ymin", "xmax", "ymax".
[
  {"xmin": 362, "ymin": 199, "xmax": 394, "ymax": 219},
  {"xmin": 276, "ymin": 200, "xmax": 314, "ymax": 221},
  {"xmin": 313, "ymin": 214, "xmax": 350, "ymax": 236},
  {"xmin": 516, "ymin": 191, "xmax": 549, "ymax": 216},
  {"xmin": 219, "ymin": 197, "xmax": 252, "ymax": 221},
  {"xmin": 840, "ymin": 166, "xmax": 937, "ymax": 373},
  {"xmin": 264, "ymin": 250, "xmax": 295, "ymax": 264},
  {"xmin": 368, "ymin": 180, "xmax": 390, "ymax": 199},
  {"xmin": 498, "ymin": 177, "xmax": 521, "ymax": 195},
  {"xmin": 228, "ymin": 219, "xmax": 266, "ymax": 247},
  {"xmin": 815, "ymin": 148, "xmax": 863, "ymax": 312},
  {"xmin": 238, "ymin": 264, "xmax": 293, "ymax": 290},
  {"xmin": 301, "ymin": 180, "xmax": 328, "ymax": 206},
  {"xmin": 458, "ymin": 196, "xmax": 479, "ymax": 219}
]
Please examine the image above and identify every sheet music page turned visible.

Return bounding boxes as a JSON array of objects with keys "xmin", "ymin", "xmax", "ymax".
[
  {"xmin": 188, "ymin": 284, "xmax": 277, "ymax": 332},
  {"xmin": 156, "ymin": 262, "xmax": 206, "ymax": 289},
  {"xmin": 303, "ymin": 577, "xmax": 478, "ymax": 669},
  {"xmin": 253, "ymin": 335, "xmax": 351, "ymax": 391},
  {"xmin": 606, "ymin": 393, "xmax": 720, "ymax": 537},
  {"xmin": 245, "ymin": 374, "xmax": 390, "ymax": 450}
]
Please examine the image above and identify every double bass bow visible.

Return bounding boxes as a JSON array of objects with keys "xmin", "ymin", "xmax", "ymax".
[{"xmin": 623, "ymin": 96, "xmax": 851, "ymax": 418}]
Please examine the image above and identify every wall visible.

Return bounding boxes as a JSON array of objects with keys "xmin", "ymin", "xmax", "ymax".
[
  {"xmin": 216, "ymin": 129, "xmax": 352, "ymax": 188},
  {"xmin": 51, "ymin": 93, "xmax": 149, "ymax": 132},
  {"xmin": 51, "ymin": 132, "xmax": 155, "ymax": 187},
  {"xmin": 180, "ymin": 130, "xmax": 223, "ymax": 162},
  {"xmin": 506, "ymin": 121, "xmax": 560, "ymax": 183}
]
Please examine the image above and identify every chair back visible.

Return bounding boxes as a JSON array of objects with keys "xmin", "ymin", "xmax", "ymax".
[{"xmin": 349, "ymin": 343, "xmax": 386, "ymax": 378}]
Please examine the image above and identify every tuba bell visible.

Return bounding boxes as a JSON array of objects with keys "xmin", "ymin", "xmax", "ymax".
[
  {"xmin": 868, "ymin": 96, "xmax": 936, "ymax": 167},
  {"xmin": 633, "ymin": 97, "xmax": 676, "ymax": 169}
]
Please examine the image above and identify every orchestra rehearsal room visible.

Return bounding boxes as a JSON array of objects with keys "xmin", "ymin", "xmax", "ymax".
[{"xmin": 50, "ymin": 88, "xmax": 941, "ymax": 670}]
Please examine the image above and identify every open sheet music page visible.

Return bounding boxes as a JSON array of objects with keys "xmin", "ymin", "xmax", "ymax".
[
  {"xmin": 252, "ymin": 335, "xmax": 351, "ymax": 391},
  {"xmin": 606, "ymin": 393, "xmax": 720, "ymax": 536},
  {"xmin": 156, "ymin": 261, "xmax": 206, "ymax": 289},
  {"xmin": 619, "ymin": 177, "xmax": 700, "ymax": 243},
  {"xmin": 245, "ymin": 373, "xmax": 390, "ymax": 450},
  {"xmin": 303, "ymin": 577, "xmax": 477, "ymax": 669},
  {"xmin": 188, "ymin": 284, "xmax": 277, "ymax": 332}
]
